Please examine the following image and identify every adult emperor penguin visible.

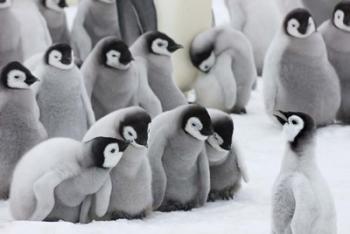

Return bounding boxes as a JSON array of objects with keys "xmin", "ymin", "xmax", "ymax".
[
  {"xmin": 116, "ymin": 0, "xmax": 157, "ymax": 45},
  {"xmin": 35, "ymin": 43, "xmax": 95, "ymax": 140},
  {"xmin": 0, "ymin": 62, "xmax": 47, "ymax": 199},
  {"xmin": 191, "ymin": 27, "xmax": 256, "ymax": 114},
  {"xmin": 82, "ymin": 37, "xmax": 162, "ymax": 119},
  {"xmin": 263, "ymin": 8, "xmax": 341, "ymax": 126},
  {"xmin": 71, "ymin": 0, "xmax": 120, "ymax": 64},
  {"xmin": 271, "ymin": 111, "xmax": 337, "ymax": 234},
  {"xmin": 37, "ymin": 0, "xmax": 70, "ymax": 44},
  {"xmin": 154, "ymin": 0, "xmax": 213, "ymax": 91},
  {"xmin": 225, "ymin": 0, "xmax": 281, "ymax": 74},
  {"xmin": 320, "ymin": 1, "xmax": 350, "ymax": 123},
  {"xmin": 131, "ymin": 31, "xmax": 187, "ymax": 111},
  {"xmin": 12, "ymin": 0, "xmax": 52, "ymax": 59},
  {"xmin": 0, "ymin": 0, "xmax": 23, "ymax": 68},
  {"xmin": 148, "ymin": 104, "xmax": 213, "ymax": 211},
  {"xmin": 205, "ymin": 109, "xmax": 249, "ymax": 201},
  {"xmin": 10, "ymin": 137, "xmax": 128, "ymax": 221},
  {"xmin": 81, "ymin": 107, "xmax": 153, "ymax": 221}
]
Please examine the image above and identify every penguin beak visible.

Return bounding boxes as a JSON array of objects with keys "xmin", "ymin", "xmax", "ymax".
[
  {"xmin": 201, "ymin": 127, "xmax": 214, "ymax": 137},
  {"xmin": 25, "ymin": 75, "xmax": 40, "ymax": 85},
  {"xmin": 273, "ymin": 111, "xmax": 288, "ymax": 125},
  {"xmin": 168, "ymin": 43, "xmax": 184, "ymax": 53}
]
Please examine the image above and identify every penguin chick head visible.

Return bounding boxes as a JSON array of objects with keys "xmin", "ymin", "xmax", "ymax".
[
  {"xmin": 90, "ymin": 137, "xmax": 129, "ymax": 169},
  {"xmin": 101, "ymin": 39, "xmax": 134, "ymax": 70},
  {"xmin": 119, "ymin": 111, "xmax": 152, "ymax": 148},
  {"xmin": 274, "ymin": 111, "xmax": 315, "ymax": 151},
  {"xmin": 1, "ymin": 62, "xmax": 39, "ymax": 90},
  {"xmin": 333, "ymin": 1, "xmax": 350, "ymax": 32},
  {"xmin": 45, "ymin": 43, "xmax": 74, "ymax": 70},
  {"xmin": 207, "ymin": 116, "xmax": 234, "ymax": 152},
  {"xmin": 191, "ymin": 46, "xmax": 216, "ymax": 73},
  {"xmin": 146, "ymin": 31, "xmax": 183, "ymax": 56},
  {"xmin": 284, "ymin": 8, "xmax": 316, "ymax": 38},
  {"xmin": 182, "ymin": 105, "xmax": 214, "ymax": 141},
  {"xmin": 0, "ymin": 0, "xmax": 11, "ymax": 9},
  {"xmin": 42, "ymin": 0, "xmax": 67, "ymax": 12}
]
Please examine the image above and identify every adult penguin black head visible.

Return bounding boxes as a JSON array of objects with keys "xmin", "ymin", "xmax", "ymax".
[
  {"xmin": 100, "ymin": 38, "xmax": 134, "ymax": 70},
  {"xmin": 208, "ymin": 115, "xmax": 234, "ymax": 151},
  {"xmin": 146, "ymin": 31, "xmax": 183, "ymax": 56},
  {"xmin": 45, "ymin": 43, "xmax": 74, "ymax": 70},
  {"xmin": 274, "ymin": 111, "xmax": 316, "ymax": 153},
  {"xmin": 119, "ymin": 110, "xmax": 152, "ymax": 148},
  {"xmin": 191, "ymin": 46, "xmax": 216, "ymax": 73},
  {"xmin": 182, "ymin": 105, "xmax": 214, "ymax": 141},
  {"xmin": 1, "ymin": 62, "xmax": 39, "ymax": 90},
  {"xmin": 42, "ymin": 0, "xmax": 68, "ymax": 11},
  {"xmin": 284, "ymin": 8, "xmax": 317, "ymax": 38},
  {"xmin": 333, "ymin": 1, "xmax": 350, "ymax": 32}
]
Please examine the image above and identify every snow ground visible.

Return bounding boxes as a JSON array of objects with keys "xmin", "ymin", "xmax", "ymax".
[{"xmin": 1, "ymin": 81, "xmax": 349, "ymax": 234}]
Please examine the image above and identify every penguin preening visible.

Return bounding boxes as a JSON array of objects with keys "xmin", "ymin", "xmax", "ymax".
[
  {"xmin": 35, "ymin": 43, "xmax": 95, "ymax": 140},
  {"xmin": 9, "ymin": 137, "xmax": 128, "ymax": 222},
  {"xmin": 148, "ymin": 104, "xmax": 213, "ymax": 211},
  {"xmin": 0, "ymin": 62, "xmax": 47, "ymax": 200},
  {"xmin": 271, "ymin": 111, "xmax": 337, "ymax": 234},
  {"xmin": 81, "ymin": 37, "xmax": 162, "ymax": 119},
  {"xmin": 191, "ymin": 27, "xmax": 256, "ymax": 114},
  {"xmin": 38, "ymin": 0, "xmax": 70, "ymax": 44},
  {"xmin": 71, "ymin": 0, "xmax": 120, "ymax": 64},
  {"xmin": 131, "ymin": 31, "xmax": 187, "ymax": 111},
  {"xmin": 263, "ymin": 8, "xmax": 341, "ymax": 126},
  {"xmin": 320, "ymin": 1, "xmax": 350, "ymax": 123}
]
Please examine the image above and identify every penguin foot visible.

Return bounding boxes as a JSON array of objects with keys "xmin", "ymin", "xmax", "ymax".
[
  {"xmin": 208, "ymin": 185, "xmax": 239, "ymax": 202},
  {"xmin": 159, "ymin": 200, "xmax": 196, "ymax": 212},
  {"xmin": 110, "ymin": 210, "xmax": 147, "ymax": 220},
  {"xmin": 231, "ymin": 107, "xmax": 247, "ymax": 115}
]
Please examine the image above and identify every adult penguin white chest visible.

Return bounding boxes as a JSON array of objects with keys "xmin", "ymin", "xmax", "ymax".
[
  {"xmin": 154, "ymin": 0, "xmax": 213, "ymax": 92},
  {"xmin": 0, "ymin": 0, "xmax": 23, "ymax": 68},
  {"xmin": 0, "ymin": 62, "xmax": 47, "ymax": 199},
  {"xmin": 82, "ymin": 37, "xmax": 161, "ymax": 120},
  {"xmin": 148, "ymin": 104, "xmax": 213, "ymax": 211},
  {"xmin": 271, "ymin": 111, "xmax": 337, "ymax": 234},
  {"xmin": 263, "ymin": 8, "xmax": 341, "ymax": 126},
  {"xmin": 38, "ymin": 0, "xmax": 70, "ymax": 44},
  {"xmin": 191, "ymin": 27, "xmax": 256, "ymax": 114},
  {"xmin": 320, "ymin": 1, "xmax": 350, "ymax": 123},
  {"xmin": 71, "ymin": 0, "xmax": 120, "ymax": 64},
  {"xmin": 131, "ymin": 31, "xmax": 187, "ymax": 111},
  {"xmin": 35, "ymin": 44, "xmax": 95, "ymax": 140}
]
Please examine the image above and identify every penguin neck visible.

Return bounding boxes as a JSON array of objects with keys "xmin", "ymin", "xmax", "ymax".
[
  {"xmin": 114, "ymin": 145, "xmax": 146, "ymax": 177},
  {"xmin": 205, "ymin": 143, "xmax": 229, "ymax": 166},
  {"xmin": 324, "ymin": 21, "xmax": 350, "ymax": 53}
]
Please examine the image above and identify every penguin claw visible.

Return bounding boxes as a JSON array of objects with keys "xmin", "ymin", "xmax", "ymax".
[
  {"xmin": 208, "ymin": 186, "xmax": 236, "ymax": 202},
  {"xmin": 231, "ymin": 107, "xmax": 247, "ymax": 115},
  {"xmin": 159, "ymin": 200, "xmax": 196, "ymax": 212},
  {"xmin": 111, "ymin": 210, "xmax": 147, "ymax": 220}
]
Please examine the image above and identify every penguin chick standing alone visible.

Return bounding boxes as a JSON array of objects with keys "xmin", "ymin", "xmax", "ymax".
[
  {"xmin": 0, "ymin": 62, "xmax": 47, "ymax": 199},
  {"xmin": 320, "ymin": 1, "xmax": 350, "ymax": 123},
  {"xmin": 35, "ymin": 44, "xmax": 95, "ymax": 140},
  {"xmin": 205, "ymin": 109, "xmax": 249, "ymax": 201},
  {"xmin": 191, "ymin": 27, "xmax": 257, "ymax": 114},
  {"xmin": 82, "ymin": 37, "xmax": 161, "ymax": 119},
  {"xmin": 38, "ymin": 0, "xmax": 70, "ymax": 44},
  {"xmin": 148, "ymin": 105, "xmax": 213, "ymax": 211},
  {"xmin": 0, "ymin": 0, "xmax": 23, "ymax": 67},
  {"xmin": 10, "ymin": 137, "xmax": 128, "ymax": 221},
  {"xmin": 271, "ymin": 111, "xmax": 337, "ymax": 234},
  {"xmin": 263, "ymin": 9, "xmax": 341, "ymax": 126},
  {"xmin": 131, "ymin": 31, "xmax": 187, "ymax": 111},
  {"xmin": 71, "ymin": 0, "xmax": 120, "ymax": 64}
]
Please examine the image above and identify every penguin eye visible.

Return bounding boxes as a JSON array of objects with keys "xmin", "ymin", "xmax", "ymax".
[
  {"xmin": 14, "ymin": 75, "xmax": 19, "ymax": 79},
  {"xmin": 157, "ymin": 42, "xmax": 164, "ymax": 47}
]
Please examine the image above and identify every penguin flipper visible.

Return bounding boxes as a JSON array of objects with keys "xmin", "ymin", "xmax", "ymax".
[
  {"xmin": 79, "ymin": 195, "xmax": 92, "ymax": 224},
  {"xmin": 94, "ymin": 176, "xmax": 112, "ymax": 218},
  {"xmin": 80, "ymin": 77, "xmax": 96, "ymax": 127},
  {"xmin": 225, "ymin": 0, "xmax": 246, "ymax": 30},
  {"xmin": 196, "ymin": 150, "xmax": 210, "ymax": 206},
  {"xmin": 232, "ymin": 143, "xmax": 249, "ymax": 183}
]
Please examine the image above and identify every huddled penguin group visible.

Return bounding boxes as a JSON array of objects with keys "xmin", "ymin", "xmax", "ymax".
[{"xmin": 0, "ymin": 0, "xmax": 346, "ymax": 232}]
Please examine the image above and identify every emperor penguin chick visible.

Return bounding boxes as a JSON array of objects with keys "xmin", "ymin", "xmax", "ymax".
[
  {"xmin": 38, "ymin": 0, "xmax": 70, "ymax": 44},
  {"xmin": 263, "ymin": 9, "xmax": 341, "ymax": 126},
  {"xmin": 71, "ymin": 0, "xmax": 120, "ymax": 64},
  {"xmin": 148, "ymin": 104, "xmax": 213, "ymax": 211},
  {"xmin": 35, "ymin": 43, "xmax": 95, "ymax": 140},
  {"xmin": 271, "ymin": 111, "xmax": 337, "ymax": 234},
  {"xmin": 320, "ymin": 1, "xmax": 350, "ymax": 123},
  {"xmin": 82, "ymin": 37, "xmax": 161, "ymax": 119},
  {"xmin": 131, "ymin": 31, "xmax": 187, "ymax": 111},
  {"xmin": 10, "ymin": 137, "xmax": 128, "ymax": 222},
  {"xmin": 206, "ymin": 109, "xmax": 249, "ymax": 202},
  {"xmin": 0, "ymin": 62, "xmax": 47, "ymax": 199},
  {"xmin": 191, "ymin": 27, "xmax": 257, "ymax": 114},
  {"xmin": 0, "ymin": 0, "xmax": 23, "ymax": 67}
]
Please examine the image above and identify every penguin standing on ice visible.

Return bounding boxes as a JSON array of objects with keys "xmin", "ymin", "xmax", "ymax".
[
  {"xmin": 271, "ymin": 111, "xmax": 337, "ymax": 234},
  {"xmin": 263, "ymin": 8, "xmax": 341, "ymax": 126}
]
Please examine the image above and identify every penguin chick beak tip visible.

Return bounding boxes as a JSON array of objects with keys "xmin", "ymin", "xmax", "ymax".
[{"xmin": 273, "ymin": 111, "xmax": 288, "ymax": 125}]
